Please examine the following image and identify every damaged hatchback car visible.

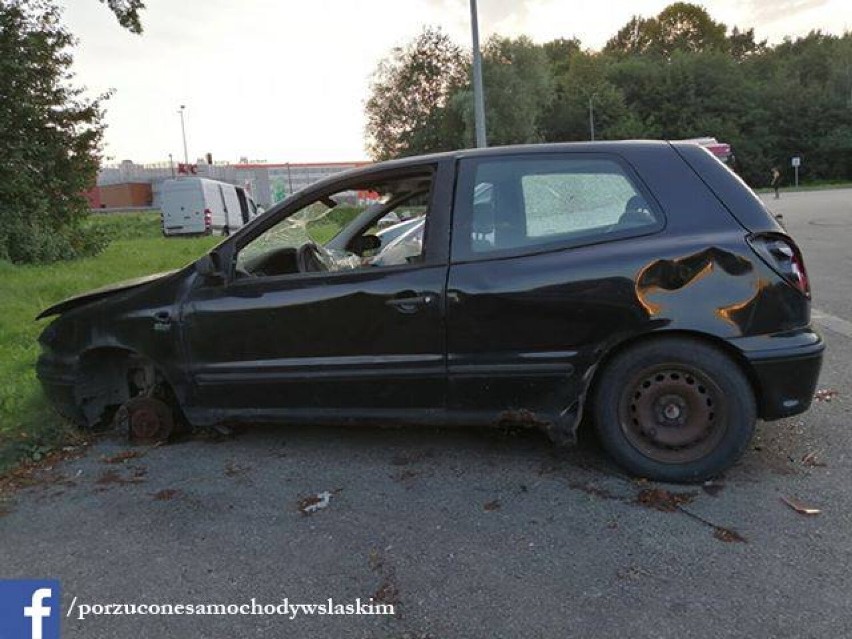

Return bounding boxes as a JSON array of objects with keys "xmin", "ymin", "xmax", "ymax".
[{"xmin": 36, "ymin": 141, "xmax": 824, "ymax": 482}]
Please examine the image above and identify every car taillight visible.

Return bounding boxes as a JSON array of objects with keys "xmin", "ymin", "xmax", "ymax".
[
  {"xmin": 204, "ymin": 208, "xmax": 212, "ymax": 228},
  {"xmin": 748, "ymin": 233, "xmax": 810, "ymax": 297}
]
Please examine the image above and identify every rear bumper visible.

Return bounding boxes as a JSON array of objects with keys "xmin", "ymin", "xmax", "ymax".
[{"xmin": 737, "ymin": 330, "xmax": 825, "ymax": 420}]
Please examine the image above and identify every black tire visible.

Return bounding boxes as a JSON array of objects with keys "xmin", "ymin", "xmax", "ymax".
[{"xmin": 593, "ymin": 337, "xmax": 756, "ymax": 483}]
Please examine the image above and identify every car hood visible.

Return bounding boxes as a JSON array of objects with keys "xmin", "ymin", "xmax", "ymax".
[{"xmin": 36, "ymin": 270, "xmax": 178, "ymax": 320}]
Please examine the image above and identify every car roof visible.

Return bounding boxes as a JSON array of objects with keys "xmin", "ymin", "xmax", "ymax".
[
  {"xmin": 374, "ymin": 139, "xmax": 673, "ymax": 167},
  {"xmin": 272, "ymin": 140, "xmax": 680, "ymax": 213}
]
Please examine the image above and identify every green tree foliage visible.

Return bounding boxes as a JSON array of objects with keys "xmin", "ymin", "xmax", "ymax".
[
  {"xmin": 604, "ymin": 3, "xmax": 727, "ymax": 58},
  {"xmin": 365, "ymin": 3, "xmax": 852, "ymax": 187},
  {"xmin": 100, "ymin": 0, "xmax": 145, "ymax": 34},
  {"xmin": 365, "ymin": 27, "xmax": 469, "ymax": 160},
  {"xmin": 477, "ymin": 36, "xmax": 553, "ymax": 145},
  {"xmin": 652, "ymin": 2, "xmax": 728, "ymax": 56},
  {"xmin": 0, "ymin": 0, "xmax": 144, "ymax": 264},
  {"xmin": 604, "ymin": 16, "xmax": 658, "ymax": 57},
  {"xmin": 0, "ymin": 0, "xmax": 109, "ymax": 263}
]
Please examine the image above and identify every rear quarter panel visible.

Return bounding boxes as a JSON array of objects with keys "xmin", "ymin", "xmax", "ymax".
[{"xmin": 446, "ymin": 143, "xmax": 806, "ymax": 421}]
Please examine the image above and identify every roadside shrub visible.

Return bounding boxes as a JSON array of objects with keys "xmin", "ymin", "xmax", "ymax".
[{"xmin": 0, "ymin": 218, "xmax": 108, "ymax": 264}]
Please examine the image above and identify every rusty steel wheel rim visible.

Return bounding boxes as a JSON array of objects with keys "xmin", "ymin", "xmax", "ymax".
[
  {"xmin": 115, "ymin": 397, "xmax": 174, "ymax": 444},
  {"xmin": 618, "ymin": 365, "xmax": 728, "ymax": 464}
]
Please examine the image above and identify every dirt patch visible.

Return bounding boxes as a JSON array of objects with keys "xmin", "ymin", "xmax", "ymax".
[
  {"xmin": 101, "ymin": 450, "xmax": 144, "ymax": 464},
  {"xmin": 373, "ymin": 578, "xmax": 400, "ymax": 605},
  {"xmin": 369, "ymin": 548, "xmax": 401, "ymax": 606},
  {"xmin": 0, "ymin": 446, "xmax": 88, "ymax": 496},
  {"xmin": 498, "ymin": 409, "xmax": 549, "ymax": 429},
  {"xmin": 224, "ymin": 462, "xmax": 250, "ymax": 477},
  {"xmin": 636, "ymin": 488, "xmax": 696, "ymax": 512}
]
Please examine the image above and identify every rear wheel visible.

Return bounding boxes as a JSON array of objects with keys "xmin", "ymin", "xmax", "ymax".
[{"xmin": 593, "ymin": 338, "xmax": 756, "ymax": 482}]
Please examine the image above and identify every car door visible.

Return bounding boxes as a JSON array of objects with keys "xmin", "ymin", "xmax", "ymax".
[
  {"xmin": 179, "ymin": 159, "xmax": 454, "ymax": 422},
  {"xmin": 445, "ymin": 151, "xmax": 665, "ymax": 420}
]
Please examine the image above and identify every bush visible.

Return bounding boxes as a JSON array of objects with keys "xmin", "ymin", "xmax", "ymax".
[{"xmin": 0, "ymin": 219, "xmax": 109, "ymax": 264}]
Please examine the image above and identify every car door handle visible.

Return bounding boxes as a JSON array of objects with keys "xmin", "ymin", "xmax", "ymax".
[
  {"xmin": 153, "ymin": 310, "xmax": 172, "ymax": 332},
  {"xmin": 386, "ymin": 293, "xmax": 435, "ymax": 313}
]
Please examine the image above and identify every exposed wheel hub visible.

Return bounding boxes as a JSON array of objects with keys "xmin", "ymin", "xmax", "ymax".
[
  {"xmin": 656, "ymin": 394, "xmax": 687, "ymax": 425},
  {"xmin": 114, "ymin": 397, "xmax": 174, "ymax": 444}
]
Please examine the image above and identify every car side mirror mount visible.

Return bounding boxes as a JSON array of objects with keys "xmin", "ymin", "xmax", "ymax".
[{"xmin": 195, "ymin": 253, "xmax": 225, "ymax": 281}]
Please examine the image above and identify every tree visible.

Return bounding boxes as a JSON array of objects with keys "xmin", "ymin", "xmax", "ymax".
[
  {"xmin": 100, "ymin": 0, "xmax": 145, "ymax": 34},
  {"xmin": 474, "ymin": 36, "xmax": 553, "ymax": 146},
  {"xmin": 604, "ymin": 16, "xmax": 658, "ymax": 56},
  {"xmin": 605, "ymin": 3, "xmax": 728, "ymax": 58},
  {"xmin": 0, "ymin": 0, "xmax": 109, "ymax": 262},
  {"xmin": 365, "ymin": 27, "xmax": 469, "ymax": 160},
  {"xmin": 728, "ymin": 26, "xmax": 766, "ymax": 60},
  {"xmin": 543, "ymin": 37, "xmax": 582, "ymax": 76},
  {"xmin": 653, "ymin": 3, "xmax": 728, "ymax": 56},
  {"xmin": 541, "ymin": 51, "xmax": 633, "ymax": 142}
]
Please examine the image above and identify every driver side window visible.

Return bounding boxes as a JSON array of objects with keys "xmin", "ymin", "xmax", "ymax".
[{"xmin": 234, "ymin": 173, "xmax": 433, "ymax": 279}]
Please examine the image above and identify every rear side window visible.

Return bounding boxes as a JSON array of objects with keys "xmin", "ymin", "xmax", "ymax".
[{"xmin": 452, "ymin": 154, "xmax": 662, "ymax": 261}]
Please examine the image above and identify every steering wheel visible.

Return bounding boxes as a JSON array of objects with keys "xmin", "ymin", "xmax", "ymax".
[{"xmin": 296, "ymin": 242, "xmax": 328, "ymax": 273}]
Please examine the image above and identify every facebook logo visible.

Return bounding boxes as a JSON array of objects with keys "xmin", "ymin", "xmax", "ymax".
[{"xmin": 0, "ymin": 580, "xmax": 60, "ymax": 639}]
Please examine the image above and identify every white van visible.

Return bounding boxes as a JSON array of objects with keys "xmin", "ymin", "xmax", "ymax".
[{"xmin": 160, "ymin": 177, "xmax": 260, "ymax": 236}]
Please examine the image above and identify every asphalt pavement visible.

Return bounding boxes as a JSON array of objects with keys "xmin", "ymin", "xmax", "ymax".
[{"xmin": 1, "ymin": 188, "xmax": 851, "ymax": 638}]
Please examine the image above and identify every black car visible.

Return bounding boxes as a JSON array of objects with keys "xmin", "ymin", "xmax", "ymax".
[{"xmin": 36, "ymin": 142, "xmax": 823, "ymax": 482}]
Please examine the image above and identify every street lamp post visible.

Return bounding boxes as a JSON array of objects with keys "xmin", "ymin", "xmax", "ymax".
[
  {"xmin": 470, "ymin": 0, "xmax": 487, "ymax": 148},
  {"xmin": 178, "ymin": 105, "xmax": 189, "ymax": 166},
  {"xmin": 588, "ymin": 94, "xmax": 596, "ymax": 142}
]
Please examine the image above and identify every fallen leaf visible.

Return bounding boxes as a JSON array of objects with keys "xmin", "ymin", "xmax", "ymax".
[
  {"xmin": 483, "ymin": 499, "xmax": 501, "ymax": 511},
  {"xmin": 713, "ymin": 527, "xmax": 747, "ymax": 543},
  {"xmin": 153, "ymin": 488, "xmax": 181, "ymax": 501},
  {"xmin": 801, "ymin": 452, "xmax": 826, "ymax": 467},
  {"xmin": 781, "ymin": 495, "xmax": 821, "ymax": 516},
  {"xmin": 636, "ymin": 488, "xmax": 696, "ymax": 512}
]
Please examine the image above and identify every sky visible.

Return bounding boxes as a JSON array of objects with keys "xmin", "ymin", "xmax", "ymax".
[{"xmin": 59, "ymin": 0, "xmax": 851, "ymax": 165}]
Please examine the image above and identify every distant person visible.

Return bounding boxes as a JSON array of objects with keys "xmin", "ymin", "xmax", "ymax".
[{"xmin": 771, "ymin": 167, "xmax": 781, "ymax": 199}]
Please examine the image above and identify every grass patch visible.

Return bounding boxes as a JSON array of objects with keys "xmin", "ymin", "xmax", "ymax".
[{"xmin": 0, "ymin": 212, "xmax": 218, "ymax": 472}]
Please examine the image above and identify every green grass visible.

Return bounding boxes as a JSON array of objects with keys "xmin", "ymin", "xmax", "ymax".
[{"xmin": 0, "ymin": 212, "xmax": 218, "ymax": 472}]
